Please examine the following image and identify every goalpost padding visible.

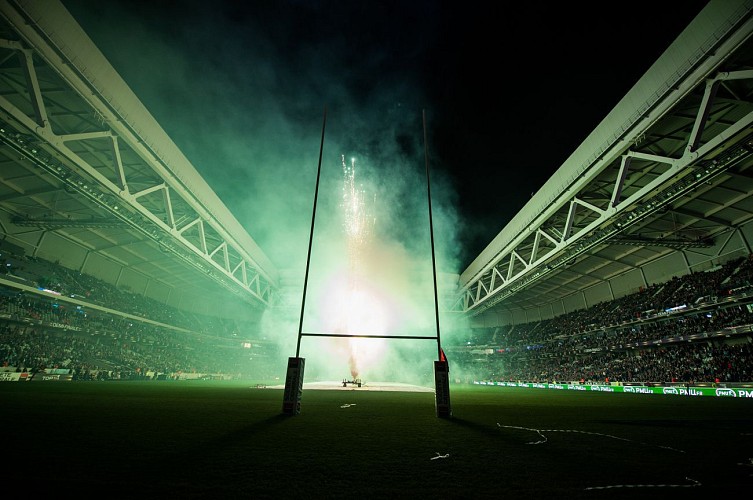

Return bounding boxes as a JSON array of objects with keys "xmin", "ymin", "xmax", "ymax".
[
  {"xmin": 434, "ymin": 360, "xmax": 451, "ymax": 418},
  {"xmin": 282, "ymin": 357, "xmax": 305, "ymax": 415}
]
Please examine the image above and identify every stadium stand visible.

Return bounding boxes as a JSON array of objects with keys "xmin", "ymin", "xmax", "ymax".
[
  {"xmin": 448, "ymin": 254, "xmax": 753, "ymax": 386},
  {"xmin": 0, "ymin": 248, "xmax": 278, "ymax": 382},
  {"xmin": 2, "ymin": 244, "xmax": 752, "ymax": 387}
]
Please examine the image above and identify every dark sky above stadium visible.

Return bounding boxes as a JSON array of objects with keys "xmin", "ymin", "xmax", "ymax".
[{"xmin": 62, "ymin": 0, "xmax": 709, "ymax": 274}]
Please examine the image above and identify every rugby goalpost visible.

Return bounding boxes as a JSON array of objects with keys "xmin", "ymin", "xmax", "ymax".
[{"xmin": 281, "ymin": 107, "xmax": 451, "ymax": 418}]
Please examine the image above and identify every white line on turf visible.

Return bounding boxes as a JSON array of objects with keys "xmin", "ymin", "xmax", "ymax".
[
  {"xmin": 584, "ymin": 477, "xmax": 701, "ymax": 490},
  {"xmin": 496, "ymin": 423, "xmax": 685, "ymax": 452},
  {"xmin": 496, "ymin": 422, "xmax": 695, "ymax": 489}
]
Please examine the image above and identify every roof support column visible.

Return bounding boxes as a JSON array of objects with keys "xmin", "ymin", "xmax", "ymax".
[
  {"xmin": 736, "ymin": 226, "xmax": 752, "ymax": 254},
  {"xmin": 32, "ymin": 231, "xmax": 46, "ymax": 258}
]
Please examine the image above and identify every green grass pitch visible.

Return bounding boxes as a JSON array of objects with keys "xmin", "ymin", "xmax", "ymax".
[{"xmin": 1, "ymin": 381, "xmax": 751, "ymax": 498}]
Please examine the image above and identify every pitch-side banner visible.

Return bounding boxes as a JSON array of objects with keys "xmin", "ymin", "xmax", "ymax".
[
  {"xmin": 0, "ymin": 372, "xmax": 24, "ymax": 381},
  {"xmin": 473, "ymin": 381, "xmax": 753, "ymax": 398}
]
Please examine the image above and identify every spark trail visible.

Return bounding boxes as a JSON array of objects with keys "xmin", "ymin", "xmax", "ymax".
[{"xmin": 338, "ymin": 155, "xmax": 378, "ymax": 379}]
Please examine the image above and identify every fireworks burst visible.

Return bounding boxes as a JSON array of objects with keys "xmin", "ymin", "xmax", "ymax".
[
  {"xmin": 337, "ymin": 155, "xmax": 381, "ymax": 379},
  {"xmin": 341, "ymin": 155, "xmax": 375, "ymax": 253}
]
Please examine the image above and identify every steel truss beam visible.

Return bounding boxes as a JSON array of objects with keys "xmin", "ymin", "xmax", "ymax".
[{"xmin": 455, "ymin": 12, "xmax": 753, "ymax": 316}]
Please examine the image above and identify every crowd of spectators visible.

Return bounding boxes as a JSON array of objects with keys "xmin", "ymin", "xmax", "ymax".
[
  {"xmin": 0, "ymin": 251, "xmax": 239, "ymax": 333},
  {"xmin": 0, "ymin": 251, "xmax": 279, "ymax": 381},
  {"xmin": 3, "ymin": 247, "xmax": 753, "ymax": 386},
  {"xmin": 451, "ymin": 254, "xmax": 753, "ymax": 385}
]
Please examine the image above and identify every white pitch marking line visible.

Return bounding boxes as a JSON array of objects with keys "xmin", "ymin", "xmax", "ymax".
[{"xmin": 339, "ymin": 403, "xmax": 357, "ymax": 408}]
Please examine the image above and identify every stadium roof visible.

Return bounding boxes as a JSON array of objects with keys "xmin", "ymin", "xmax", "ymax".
[
  {"xmin": 454, "ymin": 0, "xmax": 753, "ymax": 319},
  {"xmin": 2, "ymin": 0, "xmax": 753, "ymax": 321},
  {"xmin": 0, "ymin": 0, "xmax": 277, "ymax": 312}
]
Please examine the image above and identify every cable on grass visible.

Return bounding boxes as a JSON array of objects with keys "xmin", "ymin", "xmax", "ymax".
[
  {"xmin": 496, "ymin": 424, "xmax": 700, "ymax": 490},
  {"xmin": 339, "ymin": 403, "xmax": 357, "ymax": 408},
  {"xmin": 496, "ymin": 424, "xmax": 547, "ymax": 444},
  {"xmin": 584, "ymin": 477, "xmax": 700, "ymax": 490},
  {"xmin": 430, "ymin": 452, "xmax": 449, "ymax": 460},
  {"xmin": 496, "ymin": 423, "xmax": 685, "ymax": 453}
]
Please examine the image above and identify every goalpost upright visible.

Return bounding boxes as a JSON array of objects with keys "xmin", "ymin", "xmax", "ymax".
[{"xmin": 281, "ymin": 107, "xmax": 451, "ymax": 418}]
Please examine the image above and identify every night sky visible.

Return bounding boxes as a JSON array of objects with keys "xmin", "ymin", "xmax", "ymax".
[{"xmin": 61, "ymin": 0, "xmax": 710, "ymax": 273}]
